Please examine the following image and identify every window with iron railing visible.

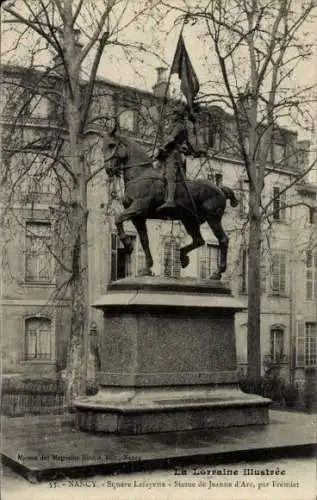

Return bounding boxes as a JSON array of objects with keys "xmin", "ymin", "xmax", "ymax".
[{"xmin": 25, "ymin": 317, "xmax": 51, "ymax": 360}]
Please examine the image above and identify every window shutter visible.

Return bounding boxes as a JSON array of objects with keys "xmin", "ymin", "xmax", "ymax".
[
  {"xmin": 306, "ymin": 251, "xmax": 317, "ymax": 300},
  {"xmin": 280, "ymin": 190, "xmax": 286, "ymax": 220},
  {"xmin": 240, "ymin": 247, "xmax": 248, "ymax": 293},
  {"xmin": 273, "ymin": 186, "xmax": 281, "ymax": 220},
  {"xmin": 238, "ymin": 179, "xmax": 249, "ymax": 216},
  {"xmin": 209, "ymin": 245, "xmax": 220, "ymax": 276},
  {"xmin": 280, "ymin": 253, "xmax": 286, "ymax": 293},
  {"xmin": 199, "ymin": 245, "xmax": 208, "ymax": 279},
  {"xmin": 260, "ymin": 255, "xmax": 266, "ymax": 293},
  {"xmin": 314, "ymin": 253, "xmax": 317, "ymax": 299},
  {"xmin": 306, "ymin": 250, "xmax": 313, "ymax": 299},
  {"xmin": 296, "ymin": 321, "xmax": 305, "ymax": 366},
  {"xmin": 110, "ymin": 234, "xmax": 118, "ymax": 281},
  {"xmin": 136, "ymin": 238, "xmax": 146, "ymax": 274},
  {"xmin": 271, "ymin": 253, "xmax": 280, "ymax": 294}
]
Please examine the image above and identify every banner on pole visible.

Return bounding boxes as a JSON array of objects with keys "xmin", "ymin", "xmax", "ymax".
[{"xmin": 170, "ymin": 34, "xmax": 200, "ymax": 110}]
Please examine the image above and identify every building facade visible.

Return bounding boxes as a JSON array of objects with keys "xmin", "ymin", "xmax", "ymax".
[{"xmin": 1, "ymin": 65, "xmax": 316, "ymax": 395}]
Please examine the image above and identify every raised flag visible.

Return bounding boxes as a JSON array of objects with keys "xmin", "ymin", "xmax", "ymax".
[{"xmin": 170, "ymin": 34, "xmax": 200, "ymax": 109}]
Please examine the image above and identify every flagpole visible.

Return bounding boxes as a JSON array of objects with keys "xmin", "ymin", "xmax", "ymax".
[{"xmin": 151, "ymin": 18, "xmax": 188, "ymax": 156}]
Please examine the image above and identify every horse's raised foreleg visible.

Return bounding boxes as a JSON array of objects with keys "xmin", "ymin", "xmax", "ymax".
[
  {"xmin": 115, "ymin": 200, "xmax": 149, "ymax": 255},
  {"xmin": 132, "ymin": 217, "xmax": 153, "ymax": 276},
  {"xmin": 179, "ymin": 216, "xmax": 205, "ymax": 269},
  {"xmin": 115, "ymin": 210, "xmax": 135, "ymax": 255},
  {"xmin": 206, "ymin": 216, "xmax": 229, "ymax": 280}
]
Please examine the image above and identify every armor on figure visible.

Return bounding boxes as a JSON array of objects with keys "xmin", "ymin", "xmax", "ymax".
[{"xmin": 156, "ymin": 101, "xmax": 199, "ymax": 213}]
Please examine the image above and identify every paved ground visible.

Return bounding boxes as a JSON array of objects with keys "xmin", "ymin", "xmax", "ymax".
[
  {"xmin": 2, "ymin": 457, "xmax": 316, "ymax": 500},
  {"xmin": 1, "ymin": 410, "xmax": 316, "ymax": 481},
  {"xmin": 1, "ymin": 410, "xmax": 316, "ymax": 499}
]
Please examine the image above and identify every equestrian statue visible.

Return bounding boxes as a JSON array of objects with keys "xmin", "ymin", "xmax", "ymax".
[{"xmin": 103, "ymin": 102, "xmax": 239, "ymax": 281}]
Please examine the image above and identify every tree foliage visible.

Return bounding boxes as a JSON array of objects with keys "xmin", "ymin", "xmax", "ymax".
[
  {"xmin": 1, "ymin": 0, "xmax": 161, "ymax": 404},
  {"xmin": 160, "ymin": 0, "xmax": 317, "ymax": 377}
]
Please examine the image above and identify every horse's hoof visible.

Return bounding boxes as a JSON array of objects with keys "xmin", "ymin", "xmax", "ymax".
[
  {"xmin": 180, "ymin": 253, "xmax": 190, "ymax": 269},
  {"xmin": 137, "ymin": 268, "xmax": 153, "ymax": 277},
  {"xmin": 209, "ymin": 272, "xmax": 221, "ymax": 281}
]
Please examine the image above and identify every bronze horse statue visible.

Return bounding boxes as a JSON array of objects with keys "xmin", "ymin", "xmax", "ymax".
[{"xmin": 103, "ymin": 128, "xmax": 239, "ymax": 280}]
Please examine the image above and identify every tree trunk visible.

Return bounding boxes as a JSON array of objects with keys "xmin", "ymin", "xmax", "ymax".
[
  {"xmin": 64, "ymin": 89, "xmax": 89, "ymax": 407},
  {"xmin": 65, "ymin": 203, "xmax": 89, "ymax": 406},
  {"xmin": 247, "ymin": 187, "xmax": 262, "ymax": 380}
]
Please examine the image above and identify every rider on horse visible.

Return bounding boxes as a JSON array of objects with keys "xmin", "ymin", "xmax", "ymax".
[{"xmin": 156, "ymin": 101, "xmax": 200, "ymax": 213}]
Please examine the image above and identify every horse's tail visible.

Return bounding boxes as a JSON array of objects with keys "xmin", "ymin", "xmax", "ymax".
[{"xmin": 220, "ymin": 186, "xmax": 239, "ymax": 207}]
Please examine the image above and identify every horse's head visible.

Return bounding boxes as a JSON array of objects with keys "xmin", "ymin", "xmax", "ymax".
[
  {"xmin": 103, "ymin": 124, "xmax": 152, "ymax": 179},
  {"xmin": 103, "ymin": 124, "xmax": 128, "ymax": 178}
]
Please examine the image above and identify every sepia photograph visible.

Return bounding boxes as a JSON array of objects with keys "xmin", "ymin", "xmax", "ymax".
[{"xmin": 1, "ymin": 0, "xmax": 316, "ymax": 499}]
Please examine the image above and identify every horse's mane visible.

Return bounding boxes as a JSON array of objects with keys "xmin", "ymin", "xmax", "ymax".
[{"xmin": 116, "ymin": 133, "xmax": 152, "ymax": 163}]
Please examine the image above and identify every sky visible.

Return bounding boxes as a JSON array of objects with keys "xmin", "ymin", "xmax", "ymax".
[{"xmin": 1, "ymin": 0, "xmax": 317, "ymax": 179}]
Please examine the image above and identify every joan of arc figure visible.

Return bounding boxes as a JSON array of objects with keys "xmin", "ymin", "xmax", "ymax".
[{"xmin": 156, "ymin": 101, "xmax": 200, "ymax": 213}]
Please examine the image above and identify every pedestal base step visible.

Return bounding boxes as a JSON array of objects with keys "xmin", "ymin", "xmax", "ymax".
[{"xmin": 75, "ymin": 388, "xmax": 271, "ymax": 434}]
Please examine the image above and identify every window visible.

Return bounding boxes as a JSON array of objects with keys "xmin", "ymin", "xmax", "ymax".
[
  {"xmin": 239, "ymin": 247, "xmax": 266, "ymax": 294},
  {"xmin": 270, "ymin": 327, "xmax": 284, "ymax": 363},
  {"xmin": 110, "ymin": 234, "xmax": 146, "ymax": 281},
  {"xmin": 309, "ymin": 207, "xmax": 317, "ymax": 225},
  {"xmin": 199, "ymin": 244, "xmax": 219, "ymax": 279},
  {"xmin": 208, "ymin": 115, "xmax": 222, "ymax": 150},
  {"xmin": 110, "ymin": 234, "xmax": 134, "ymax": 281},
  {"xmin": 306, "ymin": 250, "xmax": 317, "ymax": 300},
  {"xmin": 196, "ymin": 114, "xmax": 209, "ymax": 149},
  {"xmin": 271, "ymin": 251, "xmax": 286, "ymax": 295},
  {"xmin": 163, "ymin": 237, "xmax": 181, "ymax": 278},
  {"xmin": 272, "ymin": 143, "xmax": 286, "ymax": 165},
  {"xmin": 239, "ymin": 179, "xmax": 249, "ymax": 216},
  {"xmin": 23, "ymin": 156, "xmax": 57, "ymax": 198},
  {"xmin": 296, "ymin": 322, "xmax": 317, "ymax": 367},
  {"xmin": 18, "ymin": 154, "xmax": 57, "ymax": 202},
  {"xmin": 25, "ymin": 222, "xmax": 52, "ymax": 282},
  {"xmin": 118, "ymin": 108, "xmax": 135, "ymax": 132},
  {"xmin": 25, "ymin": 317, "xmax": 51, "ymax": 360},
  {"xmin": 26, "ymin": 95, "xmax": 50, "ymax": 119},
  {"xmin": 209, "ymin": 128, "xmax": 222, "ymax": 150},
  {"xmin": 215, "ymin": 173, "xmax": 223, "ymax": 186},
  {"xmin": 206, "ymin": 169, "xmax": 223, "ymax": 186},
  {"xmin": 240, "ymin": 247, "xmax": 248, "ymax": 293},
  {"xmin": 272, "ymin": 186, "xmax": 286, "ymax": 221}
]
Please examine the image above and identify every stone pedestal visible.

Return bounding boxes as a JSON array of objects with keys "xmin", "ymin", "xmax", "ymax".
[{"xmin": 75, "ymin": 277, "xmax": 270, "ymax": 434}]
